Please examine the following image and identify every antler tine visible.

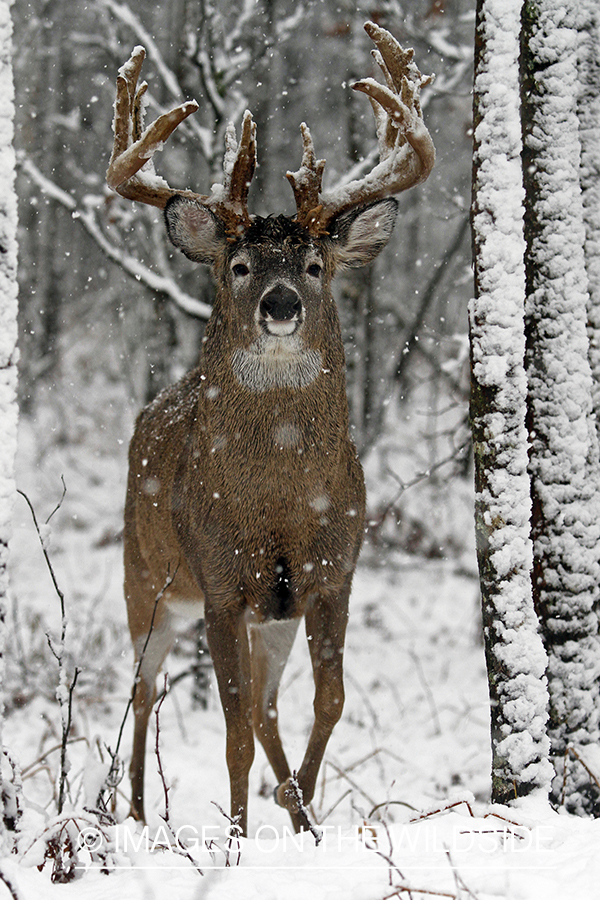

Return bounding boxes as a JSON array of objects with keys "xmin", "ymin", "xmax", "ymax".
[
  {"xmin": 106, "ymin": 48, "xmax": 257, "ymax": 231},
  {"xmin": 107, "ymin": 46, "xmax": 201, "ymax": 208},
  {"xmin": 290, "ymin": 22, "xmax": 435, "ymax": 235},
  {"xmin": 220, "ymin": 111, "xmax": 257, "ymax": 231},
  {"xmin": 131, "ymin": 80, "xmax": 148, "ymax": 145},
  {"xmin": 286, "ymin": 124, "xmax": 327, "ymax": 232},
  {"xmin": 112, "ymin": 46, "xmax": 145, "ymax": 157},
  {"xmin": 366, "ymin": 22, "xmax": 415, "ymax": 94}
]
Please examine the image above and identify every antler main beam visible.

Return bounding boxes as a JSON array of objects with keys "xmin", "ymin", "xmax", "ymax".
[
  {"xmin": 287, "ymin": 22, "xmax": 435, "ymax": 234},
  {"xmin": 107, "ymin": 24, "xmax": 433, "ymax": 239},
  {"xmin": 106, "ymin": 46, "xmax": 200, "ymax": 208},
  {"xmin": 106, "ymin": 46, "xmax": 257, "ymax": 230}
]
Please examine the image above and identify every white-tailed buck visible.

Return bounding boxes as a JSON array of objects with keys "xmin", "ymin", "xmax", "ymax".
[{"xmin": 107, "ymin": 22, "xmax": 434, "ymax": 835}]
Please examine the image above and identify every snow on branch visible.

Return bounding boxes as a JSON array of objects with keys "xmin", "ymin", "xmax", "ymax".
[{"xmin": 20, "ymin": 156, "xmax": 211, "ymax": 321}]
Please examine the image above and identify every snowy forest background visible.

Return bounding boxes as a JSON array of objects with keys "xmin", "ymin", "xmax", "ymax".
[{"xmin": 3, "ymin": 0, "xmax": 600, "ymax": 897}]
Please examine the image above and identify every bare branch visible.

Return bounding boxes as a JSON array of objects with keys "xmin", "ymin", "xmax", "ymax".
[
  {"xmin": 58, "ymin": 668, "xmax": 80, "ymax": 815},
  {"xmin": 20, "ymin": 155, "xmax": 211, "ymax": 320}
]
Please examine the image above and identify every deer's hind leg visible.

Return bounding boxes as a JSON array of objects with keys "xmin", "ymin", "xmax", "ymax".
[
  {"xmin": 249, "ymin": 619, "xmax": 300, "ymax": 784},
  {"xmin": 275, "ymin": 580, "xmax": 350, "ymax": 825}
]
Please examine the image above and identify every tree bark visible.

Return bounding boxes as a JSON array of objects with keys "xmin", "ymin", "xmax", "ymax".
[
  {"xmin": 470, "ymin": 0, "xmax": 552, "ymax": 804},
  {"xmin": 578, "ymin": 2, "xmax": 600, "ymax": 424},
  {"xmin": 0, "ymin": 0, "xmax": 19, "ymax": 846},
  {"xmin": 521, "ymin": 0, "xmax": 600, "ymax": 815}
]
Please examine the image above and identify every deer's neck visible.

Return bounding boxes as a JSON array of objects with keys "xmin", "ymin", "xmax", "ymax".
[
  {"xmin": 229, "ymin": 339, "xmax": 323, "ymax": 393},
  {"xmin": 197, "ymin": 303, "xmax": 351, "ymax": 451}
]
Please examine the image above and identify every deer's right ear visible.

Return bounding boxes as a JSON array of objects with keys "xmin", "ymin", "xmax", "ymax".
[
  {"xmin": 165, "ymin": 197, "xmax": 224, "ymax": 264},
  {"xmin": 329, "ymin": 199, "xmax": 398, "ymax": 269}
]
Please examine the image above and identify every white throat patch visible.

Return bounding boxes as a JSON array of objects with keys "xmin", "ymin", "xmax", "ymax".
[{"xmin": 231, "ymin": 336, "xmax": 322, "ymax": 393}]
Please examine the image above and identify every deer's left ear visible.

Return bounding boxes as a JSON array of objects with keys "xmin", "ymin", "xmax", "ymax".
[
  {"xmin": 165, "ymin": 196, "xmax": 225, "ymax": 265},
  {"xmin": 329, "ymin": 199, "xmax": 398, "ymax": 269}
]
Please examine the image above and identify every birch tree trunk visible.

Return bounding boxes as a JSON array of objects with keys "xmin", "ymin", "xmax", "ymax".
[
  {"xmin": 0, "ymin": 0, "xmax": 19, "ymax": 845},
  {"xmin": 578, "ymin": 2, "xmax": 600, "ymax": 424},
  {"xmin": 470, "ymin": 0, "xmax": 552, "ymax": 804},
  {"xmin": 521, "ymin": 0, "xmax": 600, "ymax": 815}
]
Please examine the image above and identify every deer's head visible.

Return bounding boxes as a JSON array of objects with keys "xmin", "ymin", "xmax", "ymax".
[
  {"xmin": 163, "ymin": 199, "xmax": 398, "ymax": 374},
  {"xmin": 106, "ymin": 24, "xmax": 435, "ymax": 373}
]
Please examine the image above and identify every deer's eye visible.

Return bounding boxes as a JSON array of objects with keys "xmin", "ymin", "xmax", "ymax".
[
  {"xmin": 307, "ymin": 263, "xmax": 322, "ymax": 278},
  {"xmin": 232, "ymin": 263, "xmax": 249, "ymax": 277}
]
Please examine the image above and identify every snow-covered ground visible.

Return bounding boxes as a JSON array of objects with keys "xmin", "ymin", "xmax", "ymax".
[{"xmin": 4, "ymin": 413, "xmax": 600, "ymax": 899}]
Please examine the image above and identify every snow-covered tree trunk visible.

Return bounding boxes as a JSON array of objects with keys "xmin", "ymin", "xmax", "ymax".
[
  {"xmin": 521, "ymin": 0, "xmax": 600, "ymax": 815},
  {"xmin": 578, "ymin": 2, "xmax": 600, "ymax": 423},
  {"xmin": 0, "ymin": 0, "xmax": 18, "ymax": 845},
  {"xmin": 470, "ymin": 0, "xmax": 552, "ymax": 804}
]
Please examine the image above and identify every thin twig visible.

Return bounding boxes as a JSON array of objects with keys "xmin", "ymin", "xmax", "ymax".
[
  {"xmin": 319, "ymin": 747, "xmax": 387, "ymax": 811},
  {"xmin": 368, "ymin": 799, "xmax": 418, "ymax": 818},
  {"xmin": 153, "ymin": 674, "xmax": 204, "ymax": 876},
  {"xmin": 372, "ymin": 819, "xmax": 407, "ymax": 889},
  {"xmin": 17, "ymin": 487, "xmax": 81, "ymax": 817},
  {"xmin": 0, "ymin": 866, "xmax": 22, "ymax": 900},
  {"xmin": 383, "ymin": 888, "xmax": 456, "ymax": 899},
  {"xmin": 407, "ymin": 648, "xmax": 442, "ymax": 737},
  {"xmin": 410, "ymin": 799, "xmax": 475, "ymax": 823},
  {"xmin": 20, "ymin": 739, "xmax": 87, "ymax": 778},
  {"xmin": 45, "ymin": 476, "xmax": 67, "ymax": 525},
  {"xmin": 104, "ymin": 565, "xmax": 179, "ymax": 813},
  {"xmin": 395, "ymin": 215, "xmax": 470, "ymax": 386},
  {"xmin": 285, "ymin": 773, "xmax": 322, "ymax": 845},
  {"xmin": 111, "ymin": 564, "xmax": 179, "ymax": 764},
  {"xmin": 386, "ymin": 437, "xmax": 470, "ymax": 503},
  {"xmin": 155, "ymin": 674, "xmax": 171, "ymax": 825},
  {"xmin": 316, "ymin": 789, "xmax": 352, "ymax": 825},
  {"xmin": 567, "ymin": 745, "xmax": 600, "ymax": 792},
  {"xmin": 17, "ymin": 488, "xmax": 66, "ymax": 625},
  {"xmin": 324, "ymin": 759, "xmax": 378, "ymax": 811},
  {"xmin": 58, "ymin": 668, "xmax": 81, "ymax": 815},
  {"xmin": 444, "ymin": 846, "xmax": 480, "ymax": 900},
  {"xmin": 211, "ymin": 802, "xmax": 242, "ymax": 867}
]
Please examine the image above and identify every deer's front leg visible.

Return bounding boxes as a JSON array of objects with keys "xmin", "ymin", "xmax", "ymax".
[
  {"xmin": 275, "ymin": 581, "xmax": 350, "ymax": 827},
  {"xmin": 204, "ymin": 602, "xmax": 254, "ymax": 837}
]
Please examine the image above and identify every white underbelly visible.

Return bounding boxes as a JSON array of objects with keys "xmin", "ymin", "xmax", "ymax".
[{"xmin": 165, "ymin": 597, "xmax": 205, "ymax": 620}]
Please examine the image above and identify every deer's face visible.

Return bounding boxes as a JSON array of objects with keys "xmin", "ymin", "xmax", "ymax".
[
  {"xmin": 165, "ymin": 198, "xmax": 397, "ymax": 389},
  {"xmin": 224, "ymin": 218, "xmax": 332, "ymax": 353}
]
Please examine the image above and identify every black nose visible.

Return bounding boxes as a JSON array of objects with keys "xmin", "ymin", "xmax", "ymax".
[{"xmin": 260, "ymin": 285, "xmax": 302, "ymax": 321}]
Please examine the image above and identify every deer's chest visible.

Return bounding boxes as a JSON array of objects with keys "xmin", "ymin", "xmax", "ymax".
[
  {"xmin": 200, "ymin": 410, "xmax": 348, "ymax": 532},
  {"xmin": 172, "ymin": 397, "xmax": 365, "ymax": 604}
]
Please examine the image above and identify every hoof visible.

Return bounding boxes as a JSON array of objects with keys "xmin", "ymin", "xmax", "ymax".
[{"xmin": 274, "ymin": 777, "xmax": 301, "ymax": 813}]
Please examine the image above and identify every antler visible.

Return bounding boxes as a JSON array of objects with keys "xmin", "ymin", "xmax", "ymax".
[
  {"xmin": 287, "ymin": 22, "xmax": 435, "ymax": 234},
  {"xmin": 106, "ymin": 46, "xmax": 257, "ymax": 232}
]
